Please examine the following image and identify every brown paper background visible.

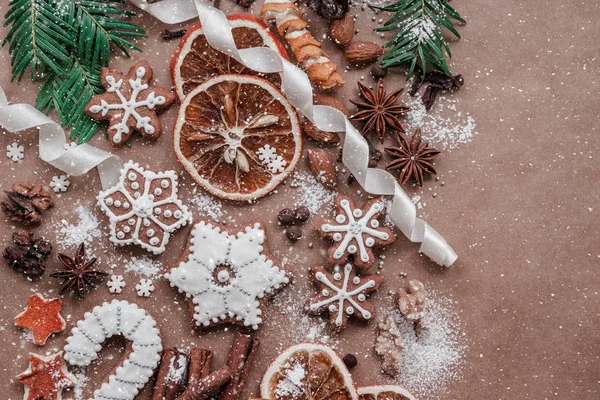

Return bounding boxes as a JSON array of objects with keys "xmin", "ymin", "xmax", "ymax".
[{"xmin": 0, "ymin": 0, "xmax": 598, "ymax": 398}]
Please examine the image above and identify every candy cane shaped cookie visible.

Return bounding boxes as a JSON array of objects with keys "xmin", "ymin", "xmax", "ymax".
[{"xmin": 64, "ymin": 300, "xmax": 162, "ymax": 399}]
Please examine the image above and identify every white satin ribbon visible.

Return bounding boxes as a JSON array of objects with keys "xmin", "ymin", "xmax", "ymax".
[
  {"xmin": 131, "ymin": 0, "xmax": 457, "ymax": 266},
  {"xmin": 0, "ymin": 87, "xmax": 123, "ymax": 190}
]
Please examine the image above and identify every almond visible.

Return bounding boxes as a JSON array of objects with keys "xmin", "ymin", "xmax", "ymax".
[
  {"xmin": 302, "ymin": 94, "xmax": 349, "ymax": 144},
  {"xmin": 307, "ymin": 148, "xmax": 337, "ymax": 189},
  {"xmin": 344, "ymin": 41, "xmax": 383, "ymax": 64},
  {"xmin": 330, "ymin": 13, "xmax": 354, "ymax": 47}
]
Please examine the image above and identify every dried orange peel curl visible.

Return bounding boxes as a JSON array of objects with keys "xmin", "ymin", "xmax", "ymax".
[{"xmin": 261, "ymin": 0, "xmax": 345, "ymax": 90}]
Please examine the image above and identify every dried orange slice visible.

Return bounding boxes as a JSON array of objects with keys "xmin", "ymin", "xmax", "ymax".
[
  {"xmin": 260, "ymin": 343, "xmax": 358, "ymax": 400},
  {"xmin": 170, "ymin": 14, "xmax": 289, "ymax": 101},
  {"xmin": 358, "ymin": 386, "xmax": 416, "ymax": 400},
  {"xmin": 173, "ymin": 74, "xmax": 302, "ymax": 201}
]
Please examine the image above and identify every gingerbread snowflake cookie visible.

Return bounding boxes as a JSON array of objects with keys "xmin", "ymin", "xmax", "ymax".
[
  {"xmin": 97, "ymin": 161, "xmax": 192, "ymax": 254},
  {"xmin": 306, "ymin": 263, "xmax": 383, "ymax": 332},
  {"xmin": 165, "ymin": 219, "xmax": 290, "ymax": 330},
  {"xmin": 84, "ymin": 60, "xmax": 175, "ymax": 146},
  {"xmin": 317, "ymin": 194, "xmax": 396, "ymax": 270}
]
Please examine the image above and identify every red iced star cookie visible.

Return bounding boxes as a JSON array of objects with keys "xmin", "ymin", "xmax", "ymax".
[
  {"xmin": 14, "ymin": 294, "xmax": 66, "ymax": 345},
  {"xmin": 17, "ymin": 352, "xmax": 76, "ymax": 400}
]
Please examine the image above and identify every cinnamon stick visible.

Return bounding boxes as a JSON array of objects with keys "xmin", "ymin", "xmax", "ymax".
[
  {"xmin": 175, "ymin": 367, "xmax": 232, "ymax": 400},
  {"xmin": 153, "ymin": 348, "xmax": 189, "ymax": 400},
  {"xmin": 186, "ymin": 348, "xmax": 213, "ymax": 389},
  {"xmin": 220, "ymin": 333, "xmax": 260, "ymax": 400}
]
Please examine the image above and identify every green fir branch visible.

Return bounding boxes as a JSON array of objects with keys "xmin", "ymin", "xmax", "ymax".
[
  {"xmin": 373, "ymin": 0, "xmax": 465, "ymax": 79},
  {"xmin": 3, "ymin": 0, "xmax": 74, "ymax": 81},
  {"xmin": 3, "ymin": 0, "xmax": 145, "ymax": 143}
]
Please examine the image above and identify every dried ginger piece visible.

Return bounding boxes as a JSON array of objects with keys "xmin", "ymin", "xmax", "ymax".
[{"xmin": 261, "ymin": 0, "xmax": 345, "ymax": 89}]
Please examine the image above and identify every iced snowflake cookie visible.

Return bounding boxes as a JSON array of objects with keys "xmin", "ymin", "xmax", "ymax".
[
  {"xmin": 165, "ymin": 219, "xmax": 290, "ymax": 330},
  {"xmin": 306, "ymin": 264, "xmax": 383, "ymax": 332},
  {"xmin": 64, "ymin": 300, "xmax": 162, "ymax": 400},
  {"xmin": 84, "ymin": 60, "xmax": 175, "ymax": 146},
  {"xmin": 317, "ymin": 194, "xmax": 396, "ymax": 271},
  {"xmin": 97, "ymin": 161, "xmax": 192, "ymax": 254}
]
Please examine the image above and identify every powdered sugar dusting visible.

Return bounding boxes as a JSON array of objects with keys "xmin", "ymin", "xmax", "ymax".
[
  {"xmin": 190, "ymin": 192, "xmax": 224, "ymax": 221},
  {"xmin": 166, "ymin": 354, "xmax": 188, "ymax": 383},
  {"xmin": 405, "ymin": 95, "xmax": 477, "ymax": 150},
  {"xmin": 56, "ymin": 205, "xmax": 101, "ymax": 248},
  {"xmin": 290, "ymin": 172, "xmax": 337, "ymax": 215},
  {"xmin": 125, "ymin": 256, "xmax": 162, "ymax": 278},
  {"xmin": 389, "ymin": 292, "xmax": 467, "ymax": 397},
  {"xmin": 275, "ymin": 360, "xmax": 306, "ymax": 397}
]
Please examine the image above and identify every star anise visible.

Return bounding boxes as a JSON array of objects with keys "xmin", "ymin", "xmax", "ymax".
[
  {"xmin": 50, "ymin": 243, "xmax": 107, "ymax": 299},
  {"xmin": 350, "ymin": 79, "xmax": 409, "ymax": 143},
  {"xmin": 384, "ymin": 128, "xmax": 440, "ymax": 186}
]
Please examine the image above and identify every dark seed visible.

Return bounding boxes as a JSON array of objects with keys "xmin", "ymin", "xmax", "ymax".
[
  {"xmin": 370, "ymin": 64, "xmax": 387, "ymax": 80},
  {"xmin": 343, "ymin": 354, "xmax": 358, "ymax": 368},
  {"xmin": 278, "ymin": 208, "xmax": 296, "ymax": 225},
  {"xmin": 285, "ymin": 226, "xmax": 303, "ymax": 242},
  {"xmin": 294, "ymin": 206, "xmax": 310, "ymax": 223}
]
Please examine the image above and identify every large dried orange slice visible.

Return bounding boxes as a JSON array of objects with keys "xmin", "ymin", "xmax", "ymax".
[
  {"xmin": 173, "ymin": 74, "xmax": 302, "ymax": 201},
  {"xmin": 170, "ymin": 14, "xmax": 289, "ymax": 101},
  {"xmin": 260, "ymin": 343, "xmax": 359, "ymax": 400},
  {"xmin": 358, "ymin": 386, "xmax": 416, "ymax": 400}
]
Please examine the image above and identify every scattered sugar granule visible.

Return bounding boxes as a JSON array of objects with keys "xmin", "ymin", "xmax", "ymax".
[
  {"xmin": 166, "ymin": 354, "xmax": 188, "ymax": 383},
  {"xmin": 6, "ymin": 142, "xmax": 24, "ymax": 161},
  {"xmin": 56, "ymin": 205, "xmax": 101, "ymax": 248},
  {"xmin": 125, "ymin": 256, "xmax": 162, "ymax": 278},
  {"xmin": 404, "ymin": 95, "xmax": 477, "ymax": 150},
  {"xmin": 389, "ymin": 293, "xmax": 468, "ymax": 397},
  {"xmin": 190, "ymin": 192, "xmax": 224, "ymax": 221},
  {"xmin": 290, "ymin": 172, "xmax": 337, "ymax": 215},
  {"xmin": 72, "ymin": 372, "xmax": 88, "ymax": 400}
]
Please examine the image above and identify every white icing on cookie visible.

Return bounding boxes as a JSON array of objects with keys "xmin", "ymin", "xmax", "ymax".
[
  {"xmin": 165, "ymin": 220, "xmax": 290, "ymax": 330},
  {"xmin": 97, "ymin": 161, "xmax": 192, "ymax": 255},
  {"xmin": 64, "ymin": 300, "xmax": 162, "ymax": 400},
  {"xmin": 321, "ymin": 199, "xmax": 390, "ymax": 263}
]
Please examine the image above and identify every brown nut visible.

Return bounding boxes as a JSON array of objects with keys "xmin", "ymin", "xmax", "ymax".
[
  {"xmin": 307, "ymin": 148, "xmax": 337, "ymax": 189},
  {"xmin": 345, "ymin": 41, "xmax": 383, "ymax": 64},
  {"xmin": 302, "ymin": 120, "xmax": 340, "ymax": 144},
  {"xmin": 330, "ymin": 13, "xmax": 354, "ymax": 47}
]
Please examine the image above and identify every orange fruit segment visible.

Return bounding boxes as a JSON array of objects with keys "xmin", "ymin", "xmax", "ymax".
[
  {"xmin": 173, "ymin": 74, "xmax": 302, "ymax": 201},
  {"xmin": 357, "ymin": 386, "xmax": 416, "ymax": 400},
  {"xmin": 170, "ymin": 14, "xmax": 289, "ymax": 101},
  {"xmin": 260, "ymin": 343, "xmax": 358, "ymax": 400}
]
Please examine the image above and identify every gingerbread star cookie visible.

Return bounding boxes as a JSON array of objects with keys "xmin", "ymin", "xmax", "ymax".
[
  {"xmin": 14, "ymin": 293, "xmax": 66, "ymax": 345},
  {"xmin": 84, "ymin": 60, "xmax": 175, "ymax": 146},
  {"xmin": 317, "ymin": 194, "xmax": 396, "ymax": 271},
  {"xmin": 305, "ymin": 263, "xmax": 383, "ymax": 332},
  {"xmin": 17, "ymin": 352, "xmax": 76, "ymax": 400},
  {"xmin": 97, "ymin": 161, "xmax": 192, "ymax": 255},
  {"xmin": 165, "ymin": 219, "xmax": 290, "ymax": 330}
]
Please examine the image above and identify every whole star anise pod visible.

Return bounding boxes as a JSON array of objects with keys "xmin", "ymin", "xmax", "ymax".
[
  {"xmin": 1, "ymin": 182, "xmax": 53, "ymax": 225},
  {"xmin": 50, "ymin": 243, "xmax": 108, "ymax": 299},
  {"xmin": 350, "ymin": 79, "xmax": 409, "ymax": 143},
  {"xmin": 3, "ymin": 230, "xmax": 52, "ymax": 278},
  {"xmin": 384, "ymin": 128, "xmax": 440, "ymax": 186}
]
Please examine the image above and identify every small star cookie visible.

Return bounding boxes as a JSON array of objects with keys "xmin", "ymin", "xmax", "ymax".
[
  {"xmin": 84, "ymin": 60, "xmax": 175, "ymax": 146},
  {"xmin": 14, "ymin": 293, "xmax": 66, "ymax": 345},
  {"xmin": 17, "ymin": 352, "xmax": 76, "ymax": 400},
  {"xmin": 316, "ymin": 194, "xmax": 396, "ymax": 271},
  {"xmin": 165, "ymin": 219, "xmax": 290, "ymax": 330}
]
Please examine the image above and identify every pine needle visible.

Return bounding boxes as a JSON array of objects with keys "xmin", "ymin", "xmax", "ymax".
[
  {"xmin": 3, "ymin": 0, "xmax": 145, "ymax": 143},
  {"xmin": 373, "ymin": 0, "xmax": 465, "ymax": 80}
]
